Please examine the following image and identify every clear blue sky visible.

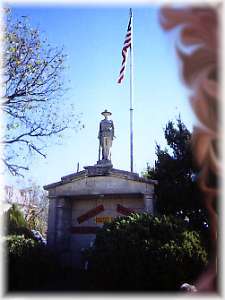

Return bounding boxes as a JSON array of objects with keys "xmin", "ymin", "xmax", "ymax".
[{"xmin": 5, "ymin": 4, "xmax": 196, "ymax": 188}]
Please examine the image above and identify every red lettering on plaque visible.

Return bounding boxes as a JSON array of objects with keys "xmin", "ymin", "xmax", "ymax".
[
  {"xmin": 117, "ymin": 204, "xmax": 135, "ymax": 216},
  {"xmin": 77, "ymin": 204, "xmax": 104, "ymax": 224}
]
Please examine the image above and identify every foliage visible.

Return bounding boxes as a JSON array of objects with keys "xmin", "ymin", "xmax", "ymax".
[
  {"xmin": 3, "ymin": 9, "xmax": 82, "ymax": 176},
  {"xmin": 5, "ymin": 235, "xmax": 60, "ymax": 291},
  {"xmin": 146, "ymin": 117, "xmax": 210, "ymax": 251},
  {"xmin": 5, "ymin": 235, "xmax": 89, "ymax": 291},
  {"xmin": 4, "ymin": 203, "xmax": 39, "ymax": 240},
  {"xmin": 5, "ymin": 203, "xmax": 27, "ymax": 234},
  {"xmin": 6, "ymin": 234, "xmax": 38, "ymax": 256},
  {"xmin": 86, "ymin": 213, "xmax": 208, "ymax": 291},
  {"xmin": 5, "ymin": 181, "xmax": 49, "ymax": 235}
]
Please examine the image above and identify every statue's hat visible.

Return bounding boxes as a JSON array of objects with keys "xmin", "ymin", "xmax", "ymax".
[{"xmin": 101, "ymin": 109, "xmax": 112, "ymax": 116}]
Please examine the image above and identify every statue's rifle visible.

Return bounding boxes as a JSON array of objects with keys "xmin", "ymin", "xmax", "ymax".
[{"xmin": 98, "ymin": 139, "xmax": 101, "ymax": 161}]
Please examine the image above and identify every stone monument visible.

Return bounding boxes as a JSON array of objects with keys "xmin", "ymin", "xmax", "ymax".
[
  {"xmin": 84, "ymin": 109, "xmax": 114, "ymax": 175},
  {"xmin": 44, "ymin": 110, "xmax": 157, "ymax": 268},
  {"xmin": 98, "ymin": 109, "xmax": 114, "ymax": 163}
]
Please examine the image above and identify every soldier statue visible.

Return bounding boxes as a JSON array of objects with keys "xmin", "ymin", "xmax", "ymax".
[{"xmin": 98, "ymin": 110, "xmax": 115, "ymax": 161}]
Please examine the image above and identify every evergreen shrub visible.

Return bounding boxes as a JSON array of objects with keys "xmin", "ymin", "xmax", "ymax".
[
  {"xmin": 5, "ymin": 235, "xmax": 59, "ymax": 291},
  {"xmin": 86, "ymin": 213, "xmax": 208, "ymax": 291}
]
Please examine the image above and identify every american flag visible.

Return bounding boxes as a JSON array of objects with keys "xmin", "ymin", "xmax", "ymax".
[{"xmin": 117, "ymin": 14, "xmax": 132, "ymax": 84}]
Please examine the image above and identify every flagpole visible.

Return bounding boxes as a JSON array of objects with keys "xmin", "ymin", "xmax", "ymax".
[{"xmin": 129, "ymin": 8, "xmax": 134, "ymax": 173}]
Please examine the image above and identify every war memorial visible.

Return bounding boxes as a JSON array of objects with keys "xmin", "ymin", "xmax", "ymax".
[{"xmin": 44, "ymin": 110, "xmax": 157, "ymax": 267}]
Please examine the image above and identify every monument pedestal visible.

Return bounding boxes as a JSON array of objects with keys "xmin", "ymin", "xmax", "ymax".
[
  {"xmin": 96, "ymin": 159, "xmax": 113, "ymax": 167},
  {"xmin": 84, "ymin": 159, "xmax": 113, "ymax": 176},
  {"xmin": 44, "ymin": 109, "xmax": 157, "ymax": 268},
  {"xmin": 44, "ymin": 167, "xmax": 157, "ymax": 268}
]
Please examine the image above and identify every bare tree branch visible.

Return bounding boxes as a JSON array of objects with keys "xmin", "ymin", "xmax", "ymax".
[{"xmin": 3, "ymin": 10, "xmax": 82, "ymax": 176}]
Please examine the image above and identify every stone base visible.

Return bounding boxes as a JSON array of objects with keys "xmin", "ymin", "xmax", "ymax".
[
  {"xmin": 44, "ymin": 164, "xmax": 157, "ymax": 269},
  {"xmin": 96, "ymin": 159, "xmax": 113, "ymax": 167},
  {"xmin": 84, "ymin": 161, "xmax": 113, "ymax": 176}
]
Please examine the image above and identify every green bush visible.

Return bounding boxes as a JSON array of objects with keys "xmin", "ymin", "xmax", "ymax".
[
  {"xmin": 6, "ymin": 235, "xmax": 38, "ymax": 256},
  {"xmin": 5, "ymin": 235, "xmax": 60, "ymax": 291},
  {"xmin": 86, "ymin": 213, "xmax": 208, "ymax": 291},
  {"xmin": 4, "ymin": 204, "xmax": 38, "ymax": 240},
  {"xmin": 4, "ymin": 206, "xmax": 64, "ymax": 291},
  {"xmin": 5, "ymin": 204, "xmax": 28, "ymax": 235}
]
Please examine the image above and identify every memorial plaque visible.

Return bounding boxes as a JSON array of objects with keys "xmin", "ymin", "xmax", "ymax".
[{"xmin": 95, "ymin": 216, "xmax": 114, "ymax": 224}]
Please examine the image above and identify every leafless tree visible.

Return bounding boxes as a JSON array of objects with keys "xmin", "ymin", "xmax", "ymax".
[{"xmin": 23, "ymin": 182, "xmax": 49, "ymax": 235}]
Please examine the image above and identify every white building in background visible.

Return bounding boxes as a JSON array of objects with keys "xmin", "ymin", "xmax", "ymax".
[{"xmin": 3, "ymin": 185, "xmax": 37, "ymax": 215}]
